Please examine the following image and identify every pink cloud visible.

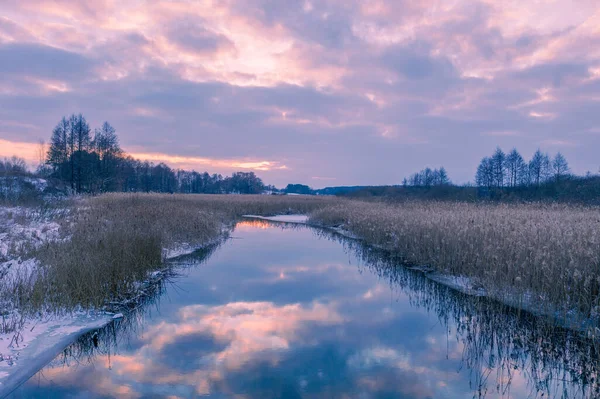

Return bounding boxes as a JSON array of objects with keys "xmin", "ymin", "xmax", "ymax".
[{"xmin": 1, "ymin": 0, "xmax": 600, "ymax": 184}]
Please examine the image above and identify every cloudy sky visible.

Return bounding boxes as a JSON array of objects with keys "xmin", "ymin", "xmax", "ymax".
[{"xmin": 1, "ymin": 0, "xmax": 599, "ymax": 187}]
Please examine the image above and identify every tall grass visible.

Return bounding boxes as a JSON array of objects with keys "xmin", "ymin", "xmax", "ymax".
[
  {"xmin": 16, "ymin": 194, "xmax": 337, "ymax": 313},
  {"xmin": 7, "ymin": 193, "xmax": 598, "ymax": 333},
  {"xmin": 310, "ymin": 200, "xmax": 600, "ymax": 326}
]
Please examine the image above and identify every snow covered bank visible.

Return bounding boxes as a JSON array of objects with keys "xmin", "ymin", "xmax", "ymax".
[
  {"xmin": 162, "ymin": 230, "xmax": 229, "ymax": 260},
  {"xmin": 0, "ymin": 207, "xmax": 61, "ymax": 262},
  {"xmin": 0, "ymin": 206, "xmax": 90, "ymax": 396},
  {"xmin": 0, "ymin": 205, "xmax": 233, "ymax": 396},
  {"xmin": 0, "ymin": 312, "xmax": 112, "ymax": 396},
  {"xmin": 242, "ymin": 214, "xmax": 309, "ymax": 224}
]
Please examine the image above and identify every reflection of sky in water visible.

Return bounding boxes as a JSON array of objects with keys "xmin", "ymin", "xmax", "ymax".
[{"xmin": 10, "ymin": 222, "xmax": 596, "ymax": 398}]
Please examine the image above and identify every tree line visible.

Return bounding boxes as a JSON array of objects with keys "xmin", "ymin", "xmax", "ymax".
[
  {"xmin": 402, "ymin": 167, "xmax": 450, "ymax": 187},
  {"xmin": 476, "ymin": 147, "xmax": 569, "ymax": 189},
  {"xmin": 0, "ymin": 157, "xmax": 28, "ymax": 176},
  {"xmin": 338, "ymin": 147, "xmax": 599, "ymax": 204},
  {"xmin": 5, "ymin": 113, "xmax": 598, "ymax": 203},
  {"xmin": 44, "ymin": 114, "xmax": 267, "ymax": 194}
]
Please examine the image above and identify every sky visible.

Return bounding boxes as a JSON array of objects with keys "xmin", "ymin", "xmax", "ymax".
[{"xmin": 0, "ymin": 0, "xmax": 599, "ymax": 187}]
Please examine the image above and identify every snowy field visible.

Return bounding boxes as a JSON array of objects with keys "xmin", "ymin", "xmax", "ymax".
[{"xmin": 0, "ymin": 206, "xmax": 106, "ymax": 394}]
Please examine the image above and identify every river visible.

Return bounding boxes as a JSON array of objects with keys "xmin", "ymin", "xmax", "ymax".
[{"xmin": 9, "ymin": 219, "xmax": 599, "ymax": 398}]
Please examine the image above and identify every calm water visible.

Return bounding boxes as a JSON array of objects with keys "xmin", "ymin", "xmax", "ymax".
[{"xmin": 10, "ymin": 220, "xmax": 600, "ymax": 398}]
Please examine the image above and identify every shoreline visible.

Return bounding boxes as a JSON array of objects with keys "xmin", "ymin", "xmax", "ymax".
[
  {"xmin": 2, "ymin": 209, "xmax": 596, "ymax": 396},
  {"xmin": 242, "ymin": 215, "xmax": 599, "ymax": 339},
  {"xmin": 0, "ymin": 231, "xmax": 230, "ymax": 398}
]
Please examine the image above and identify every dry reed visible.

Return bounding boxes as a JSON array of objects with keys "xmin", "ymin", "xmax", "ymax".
[
  {"xmin": 309, "ymin": 200, "xmax": 600, "ymax": 325},
  {"xmin": 27, "ymin": 193, "xmax": 337, "ymax": 311}
]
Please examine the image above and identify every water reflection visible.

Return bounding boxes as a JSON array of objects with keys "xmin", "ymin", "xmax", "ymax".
[{"xmin": 9, "ymin": 221, "xmax": 600, "ymax": 398}]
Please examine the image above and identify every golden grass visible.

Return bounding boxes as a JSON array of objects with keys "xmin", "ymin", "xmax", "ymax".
[
  {"xmin": 310, "ymin": 200, "xmax": 600, "ymax": 324},
  {"xmin": 28, "ymin": 193, "xmax": 337, "ymax": 311},
  {"xmin": 6, "ymin": 193, "xmax": 599, "ymax": 332}
]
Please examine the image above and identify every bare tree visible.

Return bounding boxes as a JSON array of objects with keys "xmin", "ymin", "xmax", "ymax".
[
  {"xmin": 528, "ymin": 149, "xmax": 551, "ymax": 186},
  {"xmin": 406, "ymin": 167, "xmax": 450, "ymax": 187},
  {"xmin": 47, "ymin": 117, "xmax": 70, "ymax": 177},
  {"xmin": 505, "ymin": 148, "xmax": 525, "ymax": 188},
  {"xmin": 476, "ymin": 157, "xmax": 494, "ymax": 189},
  {"xmin": 552, "ymin": 152, "xmax": 570, "ymax": 181},
  {"xmin": 491, "ymin": 147, "xmax": 506, "ymax": 188},
  {"xmin": 438, "ymin": 167, "xmax": 450, "ymax": 185},
  {"xmin": 35, "ymin": 139, "xmax": 46, "ymax": 169},
  {"xmin": 93, "ymin": 122, "xmax": 122, "ymax": 191},
  {"xmin": 71, "ymin": 114, "xmax": 91, "ymax": 193}
]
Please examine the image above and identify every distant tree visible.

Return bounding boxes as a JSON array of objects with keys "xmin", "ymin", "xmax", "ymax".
[
  {"xmin": 43, "ymin": 114, "xmax": 279, "ymax": 195},
  {"xmin": 552, "ymin": 152, "xmax": 570, "ymax": 182},
  {"xmin": 47, "ymin": 117, "xmax": 71, "ymax": 181},
  {"xmin": 423, "ymin": 167, "xmax": 433, "ymax": 187},
  {"xmin": 437, "ymin": 167, "xmax": 450, "ymax": 185},
  {"xmin": 71, "ymin": 114, "xmax": 92, "ymax": 193},
  {"xmin": 94, "ymin": 122, "xmax": 120, "ymax": 159},
  {"xmin": 227, "ymin": 172, "xmax": 264, "ymax": 194},
  {"xmin": 264, "ymin": 184, "xmax": 278, "ymax": 193},
  {"xmin": 505, "ymin": 148, "xmax": 525, "ymax": 188},
  {"xmin": 285, "ymin": 184, "xmax": 313, "ymax": 195},
  {"xmin": 406, "ymin": 167, "xmax": 450, "ymax": 187},
  {"xmin": 0, "ymin": 156, "xmax": 28, "ymax": 175},
  {"xmin": 476, "ymin": 157, "xmax": 494, "ymax": 189},
  {"xmin": 67, "ymin": 115, "xmax": 77, "ymax": 190},
  {"xmin": 93, "ymin": 121, "xmax": 122, "ymax": 191},
  {"xmin": 490, "ymin": 147, "xmax": 506, "ymax": 188},
  {"xmin": 528, "ymin": 149, "xmax": 551, "ymax": 186}
]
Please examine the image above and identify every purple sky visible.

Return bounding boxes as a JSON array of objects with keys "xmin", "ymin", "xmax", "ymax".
[{"xmin": 1, "ymin": 0, "xmax": 599, "ymax": 187}]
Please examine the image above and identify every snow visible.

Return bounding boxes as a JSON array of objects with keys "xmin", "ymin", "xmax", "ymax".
[
  {"xmin": 242, "ymin": 214, "xmax": 309, "ymax": 224},
  {"xmin": 0, "ymin": 312, "xmax": 111, "ymax": 396},
  {"xmin": 0, "ymin": 206, "xmax": 113, "ymax": 397},
  {"xmin": 0, "ymin": 207, "xmax": 61, "ymax": 261},
  {"xmin": 0, "ymin": 205, "xmax": 227, "ymax": 395},
  {"xmin": 163, "ymin": 242, "xmax": 199, "ymax": 259},
  {"xmin": 22, "ymin": 178, "xmax": 48, "ymax": 192},
  {"xmin": 428, "ymin": 274, "xmax": 487, "ymax": 297},
  {"xmin": 163, "ymin": 233, "xmax": 226, "ymax": 260}
]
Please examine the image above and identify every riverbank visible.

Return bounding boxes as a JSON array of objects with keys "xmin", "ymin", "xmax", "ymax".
[
  {"xmin": 3, "ymin": 195, "xmax": 599, "ymax": 395},
  {"xmin": 244, "ymin": 212, "xmax": 600, "ymax": 336},
  {"xmin": 0, "ymin": 194, "xmax": 337, "ymax": 396},
  {"xmin": 15, "ymin": 215, "xmax": 597, "ymax": 399},
  {"xmin": 307, "ymin": 201, "xmax": 600, "ymax": 336}
]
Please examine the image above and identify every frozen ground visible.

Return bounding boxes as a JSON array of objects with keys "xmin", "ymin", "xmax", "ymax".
[
  {"xmin": 0, "ymin": 206, "xmax": 82, "ymax": 395},
  {"xmin": 242, "ymin": 214, "xmax": 309, "ymax": 224},
  {"xmin": 0, "ymin": 207, "xmax": 60, "ymax": 262},
  {"xmin": 0, "ymin": 206, "xmax": 115, "ymax": 396},
  {"xmin": 0, "ymin": 312, "xmax": 111, "ymax": 395}
]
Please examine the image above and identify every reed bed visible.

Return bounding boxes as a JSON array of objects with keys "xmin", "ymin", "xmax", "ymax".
[
  {"xmin": 309, "ymin": 201, "xmax": 600, "ymax": 326},
  {"xmin": 6, "ymin": 193, "xmax": 599, "ymax": 332},
  {"xmin": 18, "ymin": 193, "xmax": 337, "ymax": 312}
]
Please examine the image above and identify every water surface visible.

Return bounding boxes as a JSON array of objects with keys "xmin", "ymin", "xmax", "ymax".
[{"xmin": 10, "ymin": 220, "xmax": 599, "ymax": 398}]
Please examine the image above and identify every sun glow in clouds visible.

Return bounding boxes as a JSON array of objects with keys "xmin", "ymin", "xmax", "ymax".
[
  {"xmin": 129, "ymin": 152, "xmax": 288, "ymax": 172},
  {"xmin": 0, "ymin": 139, "xmax": 40, "ymax": 164},
  {"xmin": 1, "ymin": 0, "xmax": 600, "ymax": 183},
  {"xmin": 0, "ymin": 139, "xmax": 287, "ymax": 173}
]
